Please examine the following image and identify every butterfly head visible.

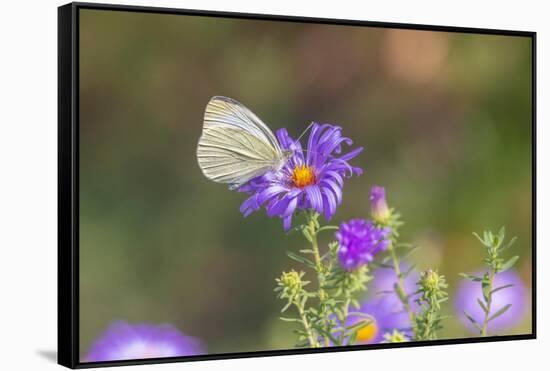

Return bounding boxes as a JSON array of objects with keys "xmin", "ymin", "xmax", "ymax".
[
  {"xmin": 282, "ymin": 149, "xmax": 294, "ymax": 160},
  {"xmin": 272, "ymin": 149, "xmax": 294, "ymax": 172}
]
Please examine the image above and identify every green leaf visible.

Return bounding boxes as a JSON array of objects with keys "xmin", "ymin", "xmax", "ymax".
[
  {"xmin": 490, "ymin": 284, "xmax": 515, "ymax": 295},
  {"xmin": 346, "ymin": 319, "xmax": 371, "ymax": 332},
  {"xmin": 488, "ymin": 304, "xmax": 512, "ymax": 322},
  {"xmin": 499, "ymin": 256, "xmax": 519, "ymax": 273},
  {"xmin": 316, "ymin": 225, "xmax": 339, "ymax": 234},
  {"xmin": 402, "ymin": 245, "xmax": 420, "ymax": 260},
  {"xmin": 281, "ymin": 300, "xmax": 293, "ymax": 313},
  {"xmin": 315, "ymin": 327, "xmax": 339, "ymax": 344},
  {"xmin": 301, "ymin": 295, "xmax": 308, "ymax": 308},
  {"xmin": 347, "ymin": 312, "xmax": 374, "ymax": 319},
  {"xmin": 477, "ymin": 298, "xmax": 489, "ymax": 314},
  {"xmin": 463, "ymin": 311, "xmax": 482, "ymax": 331},
  {"xmin": 301, "ymin": 228, "xmax": 313, "ymax": 242},
  {"xmin": 320, "ymin": 250, "xmax": 332, "ymax": 261},
  {"xmin": 376, "ymin": 290, "xmax": 395, "ymax": 295},
  {"xmin": 497, "ymin": 227, "xmax": 506, "ymax": 243},
  {"xmin": 482, "ymin": 273, "xmax": 491, "ymax": 304},
  {"xmin": 403, "ymin": 264, "xmax": 417, "ymax": 278},
  {"xmin": 312, "ymin": 214, "xmax": 320, "ymax": 229},
  {"xmin": 473, "ymin": 232, "xmax": 487, "ymax": 246},
  {"xmin": 394, "ymin": 282, "xmax": 408, "ymax": 302},
  {"xmin": 501, "ymin": 236, "xmax": 517, "ymax": 251},
  {"xmin": 459, "ymin": 273, "xmax": 482, "ymax": 282},
  {"xmin": 346, "ymin": 331, "xmax": 358, "ymax": 345},
  {"xmin": 279, "ymin": 317, "xmax": 301, "ymax": 323},
  {"xmin": 286, "ymin": 251, "xmax": 314, "ymax": 268},
  {"xmin": 371, "ymin": 262, "xmax": 393, "ymax": 269}
]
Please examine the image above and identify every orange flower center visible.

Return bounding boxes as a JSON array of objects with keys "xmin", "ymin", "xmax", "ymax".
[
  {"xmin": 356, "ymin": 320, "xmax": 379, "ymax": 344},
  {"xmin": 291, "ymin": 165, "xmax": 316, "ymax": 188}
]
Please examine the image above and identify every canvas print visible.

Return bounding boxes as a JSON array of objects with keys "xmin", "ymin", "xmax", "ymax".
[{"xmin": 74, "ymin": 5, "xmax": 534, "ymax": 365}]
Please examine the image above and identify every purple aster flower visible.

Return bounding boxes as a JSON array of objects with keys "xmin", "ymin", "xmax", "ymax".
[
  {"xmin": 335, "ymin": 296, "xmax": 412, "ymax": 344},
  {"xmin": 370, "ymin": 185, "xmax": 391, "ymax": 224},
  {"xmin": 336, "ymin": 219, "xmax": 390, "ymax": 271},
  {"xmin": 239, "ymin": 123, "xmax": 363, "ymax": 231},
  {"xmin": 84, "ymin": 321, "xmax": 205, "ymax": 362},
  {"xmin": 369, "ymin": 265, "xmax": 420, "ymax": 312},
  {"xmin": 454, "ymin": 270, "xmax": 529, "ymax": 334}
]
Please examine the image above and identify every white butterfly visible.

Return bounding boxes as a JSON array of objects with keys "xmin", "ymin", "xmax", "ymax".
[{"xmin": 197, "ymin": 96, "xmax": 294, "ymax": 189}]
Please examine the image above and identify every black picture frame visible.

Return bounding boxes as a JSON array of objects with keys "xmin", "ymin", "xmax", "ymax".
[{"xmin": 58, "ymin": 2, "xmax": 537, "ymax": 369}]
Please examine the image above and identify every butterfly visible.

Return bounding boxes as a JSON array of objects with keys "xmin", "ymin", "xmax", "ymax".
[{"xmin": 197, "ymin": 96, "xmax": 294, "ymax": 190}]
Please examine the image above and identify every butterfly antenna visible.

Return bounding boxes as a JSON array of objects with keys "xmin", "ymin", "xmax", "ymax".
[
  {"xmin": 293, "ymin": 123, "xmax": 339, "ymax": 161},
  {"xmin": 295, "ymin": 122, "xmax": 314, "ymax": 144},
  {"xmin": 301, "ymin": 148, "xmax": 338, "ymax": 160}
]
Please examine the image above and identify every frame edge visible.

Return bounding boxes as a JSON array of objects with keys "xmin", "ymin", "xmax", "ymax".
[
  {"xmin": 58, "ymin": 2, "xmax": 78, "ymax": 369},
  {"xmin": 63, "ymin": 2, "xmax": 537, "ymax": 369}
]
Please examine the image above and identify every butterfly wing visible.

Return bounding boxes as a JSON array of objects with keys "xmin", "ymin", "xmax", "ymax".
[{"xmin": 197, "ymin": 96, "xmax": 283, "ymax": 188}]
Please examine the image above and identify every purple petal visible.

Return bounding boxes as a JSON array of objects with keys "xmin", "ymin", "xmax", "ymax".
[
  {"xmin": 282, "ymin": 195, "xmax": 299, "ymax": 217},
  {"xmin": 305, "ymin": 185, "xmax": 323, "ymax": 213},
  {"xmin": 324, "ymin": 170, "xmax": 344, "ymax": 187},
  {"xmin": 321, "ymin": 178, "xmax": 342, "ymax": 204},
  {"xmin": 306, "ymin": 123, "xmax": 322, "ymax": 165},
  {"xmin": 266, "ymin": 196, "xmax": 290, "ymax": 217},
  {"xmin": 275, "ymin": 128, "xmax": 292, "ymax": 149},
  {"xmin": 257, "ymin": 185, "xmax": 286, "ymax": 204},
  {"xmin": 283, "ymin": 214, "xmax": 293, "ymax": 231},
  {"xmin": 321, "ymin": 188, "xmax": 336, "ymax": 220},
  {"xmin": 240, "ymin": 195, "xmax": 258, "ymax": 217},
  {"xmin": 339, "ymin": 146, "xmax": 363, "ymax": 161},
  {"xmin": 84, "ymin": 321, "xmax": 205, "ymax": 362}
]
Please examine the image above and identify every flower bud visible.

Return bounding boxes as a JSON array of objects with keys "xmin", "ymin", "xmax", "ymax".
[
  {"xmin": 424, "ymin": 269, "xmax": 440, "ymax": 291},
  {"xmin": 278, "ymin": 270, "xmax": 304, "ymax": 299},
  {"xmin": 369, "ymin": 186, "xmax": 391, "ymax": 224},
  {"xmin": 417, "ymin": 268, "xmax": 448, "ymax": 309},
  {"xmin": 383, "ymin": 330, "xmax": 409, "ymax": 343}
]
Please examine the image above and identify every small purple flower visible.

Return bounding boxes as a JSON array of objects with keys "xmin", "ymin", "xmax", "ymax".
[
  {"xmin": 336, "ymin": 296, "xmax": 412, "ymax": 344},
  {"xmin": 336, "ymin": 219, "xmax": 390, "ymax": 271},
  {"xmin": 239, "ymin": 123, "xmax": 363, "ymax": 231},
  {"xmin": 84, "ymin": 321, "xmax": 205, "ymax": 362},
  {"xmin": 454, "ymin": 270, "xmax": 529, "ymax": 334},
  {"xmin": 370, "ymin": 185, "xmax": 391, "ymax": 224}
]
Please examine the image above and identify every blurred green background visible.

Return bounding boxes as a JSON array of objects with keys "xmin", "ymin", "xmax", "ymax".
[{"xmin": 78, "ymin": 9, "xmax": 533, "ymax": 357}]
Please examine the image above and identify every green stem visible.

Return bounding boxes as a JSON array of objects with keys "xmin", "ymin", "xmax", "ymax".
[
  {"xmin": 480, "ymin": 271, "xmax": 495, "ymax": 336},
  {"xmin": 389, "ymin": 243, "xmax": 416, "ymax": 333},
  {"xmin": 306, "ymin": 212, "xmax": 330, "ymax": 347},
  {"xmin": 420, "ymin": 313, "xmax": 434, "ymax": 340},
  {"xmin": 421, "ymin": 298, "xmax": 437, "ymax": 340},
  {"xmin": 295, "ymin": 299, "xmax": 318, "ymax": 347},
  {"xmin": 338, "ymin": 297, "xmax": 351, "ymax": 345}
]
